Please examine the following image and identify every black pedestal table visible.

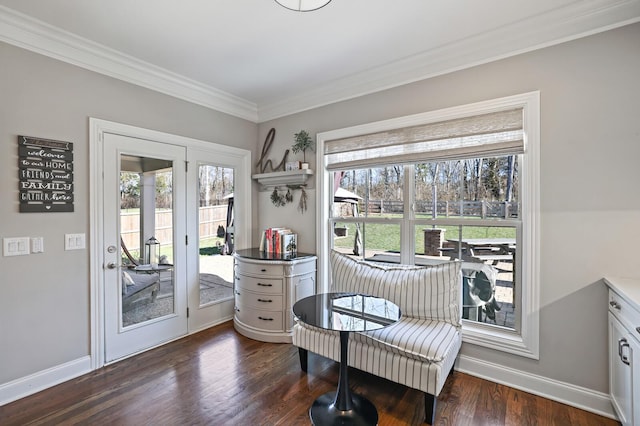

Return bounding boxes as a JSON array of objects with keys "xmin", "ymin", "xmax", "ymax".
[{"xmin": 293, "ymin": 293, "xmax": 401, "ymax": 426}]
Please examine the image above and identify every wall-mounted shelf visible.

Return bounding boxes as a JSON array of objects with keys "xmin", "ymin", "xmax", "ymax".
[{"xmin": 252, "ymin": 169, "xmax": 313, "ymax": 188}]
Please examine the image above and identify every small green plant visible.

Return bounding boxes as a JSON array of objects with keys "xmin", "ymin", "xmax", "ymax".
[{"xmin": 291, "ymin": 130, "xmax": 315, "ymax": 164}]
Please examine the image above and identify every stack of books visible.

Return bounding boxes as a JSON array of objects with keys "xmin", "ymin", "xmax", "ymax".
[{"xmin": 260, "ymin": 228, "xmax": 297, "ymax": 256}]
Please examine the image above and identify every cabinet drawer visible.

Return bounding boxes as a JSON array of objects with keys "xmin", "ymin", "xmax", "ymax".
[
  {"xmin": 291, "ymin": 259, "xmax": 316, "ymax": 276},
  {"xmin": 236, "ymin": 290, "xmax": 283, "ymax": 310},
  {"xmin": 236, "ymin": 261, "xmax": 283, "ymax": 277},
  {"xmin": 235, "ymin": 304, "xmax": 283, "ymax": 331},
  {"xmin": 236, "ymin": 274, "xmax": 283, "ymax": 294},
  {"xmin": 610, "ymin": 289, "xmax": 640, "ymax": 335}
]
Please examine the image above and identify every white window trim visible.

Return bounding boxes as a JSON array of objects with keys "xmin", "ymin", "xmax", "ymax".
[{"xmin": 316, "ymin": 92, "xmax": 540, "ymax": 359}]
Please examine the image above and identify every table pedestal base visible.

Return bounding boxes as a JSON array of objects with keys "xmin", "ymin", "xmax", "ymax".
[{"xmin": 310, "ymin": 391, "xmax": 378, "ymax": 426}]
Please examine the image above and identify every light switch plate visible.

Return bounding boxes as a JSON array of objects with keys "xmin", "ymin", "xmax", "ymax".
[
  {"xmin": 3, "ymin": 237, "xmax": 30, "ymax": 256},
  {"xmin": 31, "ymin": 237, "xmax": 44, "ymax": 253},
  {"xmin": 65, "ymin": 233, "xmax": 86, "ymax": 250}
]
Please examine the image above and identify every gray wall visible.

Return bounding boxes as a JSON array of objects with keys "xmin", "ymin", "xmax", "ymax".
[
  {"xmin": 0, "ymin": 41, "xmax": 257, "ymax": 384},
  {"xmin": 2, "ymin": 20, "xmax": 639, "ymax": 402},
  {"xmin": 258, "ymin": 22, "xmax": 640, "ymax": 393}
]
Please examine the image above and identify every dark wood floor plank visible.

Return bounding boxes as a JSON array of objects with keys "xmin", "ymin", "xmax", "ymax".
[
  {"xmin": 0, "ymin": 321, "xmax": 620, "ymax": 426},
  {"xmin": 436, "ymin": 368, "xmax": 482, "ymax": 425},
  {"xmin": 504, "ymin": 386, "xmax": 538, "ymax": 426}
]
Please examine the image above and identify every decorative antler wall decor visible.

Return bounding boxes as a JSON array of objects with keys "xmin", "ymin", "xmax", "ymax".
[
  {"xmin": 255, "ymin": 127, "xmax": 310, "ymax": 213},
  {"xmin": 256, "ymin": 128, "xmax": 289, "ymax": 173}
]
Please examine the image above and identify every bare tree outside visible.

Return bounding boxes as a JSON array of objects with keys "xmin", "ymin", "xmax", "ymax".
[{"xmin": 335, "ymin": 154, "xmax": 519, "ymax": 219}]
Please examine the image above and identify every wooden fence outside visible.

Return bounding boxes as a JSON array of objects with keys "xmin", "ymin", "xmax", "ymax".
[
  {"xmin": 121, "ymin": 205, "xmax": 228, "ymax": 251},
  {"xmin": 362, "ymin": 200, "xmax": 518, "ymax": 219}
]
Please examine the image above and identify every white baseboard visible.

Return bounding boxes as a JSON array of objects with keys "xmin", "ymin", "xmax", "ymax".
[
  {"xmin": 456, "ymin": 354, "xmax": 617, "ymax": 420},
  {"xmin": 189, "ymin": 315, "xmax": 233, "ymax": 335},
  {"xmin": 0, "ymin": 356, "xmax": 92, "ymax": 406}
]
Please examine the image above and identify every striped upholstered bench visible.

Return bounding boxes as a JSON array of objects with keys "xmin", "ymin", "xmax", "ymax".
[{"xmin": 292, "ymin": 250, "xmax": 462, "ymax": 424}]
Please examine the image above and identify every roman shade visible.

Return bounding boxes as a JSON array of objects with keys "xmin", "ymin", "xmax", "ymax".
[{"xmin": 324, "ymin": 108, "xmax": 524, "ymax": 170}]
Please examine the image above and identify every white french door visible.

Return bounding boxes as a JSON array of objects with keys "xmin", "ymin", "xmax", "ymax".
[
  {"xmin": 186, "ymin": 148, "xmax": 236, "ymax": 331},
  {"xmin": 103, "ymin": 133, "xmax": 187, "ymax": 363},
  {"xmin": 91, "ymin": 118, "xmax": 252, "ymax": 368}
]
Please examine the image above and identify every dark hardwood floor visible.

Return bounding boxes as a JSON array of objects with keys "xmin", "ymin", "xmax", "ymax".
[{"xmin": 0, "ymin": 321, "xmax": 619, "ymax": 425}]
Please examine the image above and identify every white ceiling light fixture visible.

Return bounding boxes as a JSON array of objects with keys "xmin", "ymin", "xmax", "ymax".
[{"xmin": 274, "ymin": 0, "xmax": 332, "ymax": 12}]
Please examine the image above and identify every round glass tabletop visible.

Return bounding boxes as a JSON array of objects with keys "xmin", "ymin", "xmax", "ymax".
[{"xmin": 293, "ymin": 292, "xmax": 401, "ymax": 333}]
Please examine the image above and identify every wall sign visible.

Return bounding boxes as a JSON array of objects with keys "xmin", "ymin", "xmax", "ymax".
[{"xmin": 18, "ymin": 135, "xmax": 74, "ymax": 213}]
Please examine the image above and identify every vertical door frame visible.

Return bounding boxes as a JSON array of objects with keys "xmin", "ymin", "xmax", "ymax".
[{"xmin": 89, "ymin": 118, "xmax": 252, "ymax": 369}]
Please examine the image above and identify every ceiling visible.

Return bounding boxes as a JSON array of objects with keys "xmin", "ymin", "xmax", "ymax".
[{"xmin": 1, "ymin": 0, "xmax": 639, "ymax": 122}]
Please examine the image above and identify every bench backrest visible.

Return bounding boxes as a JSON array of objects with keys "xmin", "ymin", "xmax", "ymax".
[{"xmin": 330, "ymin": 250, "xmax": 462, "ymax": 327}]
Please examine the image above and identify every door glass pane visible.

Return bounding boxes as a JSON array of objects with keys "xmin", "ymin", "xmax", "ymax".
[
  {"xmin": 119, "ymin": 155, "xmax": 175, "ymax": 327},
  {"xmin": 197, "ymin": 165, "xmax": 234, "ymax": 306}
]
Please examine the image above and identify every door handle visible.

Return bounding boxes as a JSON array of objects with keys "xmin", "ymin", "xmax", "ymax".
[{"xmin": 106, "ymin": 262, "xmax": 119, "ymax": 270}]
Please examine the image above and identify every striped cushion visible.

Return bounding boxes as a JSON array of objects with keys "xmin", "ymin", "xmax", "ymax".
[
  {"xmin": 352, "ymin": 317, "xmax": 459, "ymax": 363},
  {"xmin": 330, "ymin": 250, "xmax": 461, "ymax": 326},
  {"xmin": 292, "ymin": 321, "xmax": 462, "ymax": 396}
]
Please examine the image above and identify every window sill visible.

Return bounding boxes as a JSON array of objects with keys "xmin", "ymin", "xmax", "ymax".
[{"xmin": 462, "ymin": 320, "xmax": 539, "ymax": 359}]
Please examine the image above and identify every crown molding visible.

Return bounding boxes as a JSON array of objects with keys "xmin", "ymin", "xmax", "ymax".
[
  {"xmin": 1, "ymin": 1, "xmax": 638, "ymax": 124},
  {"xmin": 257, "ymin": 0, "xmax": 640, "ymax": 122},
  {"xmin": 0, "ymin": 6, "xmax": 259, "ymax": 122}
]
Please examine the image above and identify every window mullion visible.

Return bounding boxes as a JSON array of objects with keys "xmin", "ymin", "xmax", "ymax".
[{"xmin": 401, "ymin": 164, "xmax": 414, "ymax": 265}]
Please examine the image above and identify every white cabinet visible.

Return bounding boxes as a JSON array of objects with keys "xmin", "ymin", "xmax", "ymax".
[
  {"xmin": 605, "ymin": 277, "xmax": 640, "ymax": 426},
  {"xmin": 233, "ymin": 249, "xmax": 316, "ymax": 343}
]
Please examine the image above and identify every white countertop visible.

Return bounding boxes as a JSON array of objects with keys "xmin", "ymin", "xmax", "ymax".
[{"xmin": 604, "ymin": 277, "xmax": 640, "ymax": 308}]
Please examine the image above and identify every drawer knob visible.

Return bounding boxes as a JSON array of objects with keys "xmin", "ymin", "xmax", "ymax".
[
  {"xmin": 257, "ymin": 283, "xmax": 272, "ymax": 287},
  {"xmin": 609, "ymin": 300, "xmax": 621, "ymax": 310},
  {"xmin": 258, "ymin": 316, "xmax": 274, "ymax": 321},
  {"xmin": 257, "ymin": 298, "xmax": 273, "ymax": 303},
  {"xmin": 261, "ymin": 268, "xmax": 267, "ymax": 272}
]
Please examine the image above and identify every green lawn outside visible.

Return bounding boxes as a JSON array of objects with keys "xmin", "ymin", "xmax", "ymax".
[
  {"xmin": 333, "ymin": 221, "xmax": 516, "ymax": 254},
  {"xmin": 121, "ymin": 235, "xmax": 225, "ymax": 265}
]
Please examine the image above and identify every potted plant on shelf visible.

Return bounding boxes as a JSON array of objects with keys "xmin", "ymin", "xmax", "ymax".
[{"xmin": 292, "ymin": 130, "xmax": 315, "ymax": 169}]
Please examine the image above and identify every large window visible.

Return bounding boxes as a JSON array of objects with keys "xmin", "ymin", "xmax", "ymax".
[
  {"xmin": 333, "ymin": 160, "xmax": 518, "ymax": 329},
  {"xmin": 318, "ymin": 92, "xmax": 540, "ymax": 358}
]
